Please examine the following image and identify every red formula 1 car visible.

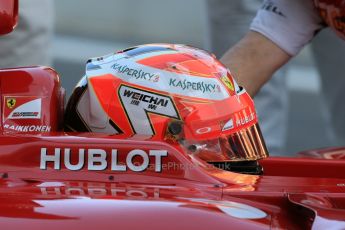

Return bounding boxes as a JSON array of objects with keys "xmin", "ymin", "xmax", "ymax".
[{"xmin": 1, "ymin": 1, "xmax": 345, "ymax": 229}]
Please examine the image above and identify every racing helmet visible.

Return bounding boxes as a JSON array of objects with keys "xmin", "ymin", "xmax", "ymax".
[
  {"xmin": 65, "ymin": 44, "xmax": 268, "ymax": 162},
  {"xmin": 314, "ymin": 0, "xmax": 345, "ymax": 39}
]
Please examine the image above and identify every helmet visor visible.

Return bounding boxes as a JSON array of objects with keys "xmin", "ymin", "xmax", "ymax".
[{"xmin": 181, "ymin": 123, "xmax": 269, "ymax": 162}]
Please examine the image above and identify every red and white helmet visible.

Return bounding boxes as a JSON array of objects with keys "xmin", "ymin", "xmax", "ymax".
[{"xmin": 65, "ymin": 44, "xmax": 268, "ymax": 162}]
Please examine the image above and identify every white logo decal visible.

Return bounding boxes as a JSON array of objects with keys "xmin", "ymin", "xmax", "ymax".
[
  {"xmin": 4, "ymin": 124, "xmax": 51, "ymax": 132},
  {"xmin": 196, "ymin": 127, "xmax": 212, "ymax": 134},
  {"xmin": 236, "ymin": 112, "xmax": 255, "ymax": 126},
  {"xmin": 40, "ymin": 148, "xmax": 168, "ymax": 172},
  {"xmin": 8, "ymin": 98, "xmax": 41, "ymax": 119},
  {"xmin": 222, "ymin": 119, "xmax": 234, "ymax": 131}
]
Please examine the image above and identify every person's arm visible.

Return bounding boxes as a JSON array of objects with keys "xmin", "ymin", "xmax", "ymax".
[{"xmin": 221, "ymin": 31, "xmax": 291, "ymax": 96}]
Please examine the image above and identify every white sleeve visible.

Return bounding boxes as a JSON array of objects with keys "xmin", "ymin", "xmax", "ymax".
[{"xmin": 250, "ymin": 0, "xmax": 325, "ymax": 56}]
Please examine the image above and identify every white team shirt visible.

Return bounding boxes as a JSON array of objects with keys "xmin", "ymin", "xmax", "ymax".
[{"xmin": 250, "ymin": 0, "xmax": 325, "ymax": 56}]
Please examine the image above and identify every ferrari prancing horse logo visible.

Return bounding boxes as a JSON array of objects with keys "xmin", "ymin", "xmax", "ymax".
[{"xmin": 6, "ymin": 98, "xmax": 16, "ymax": 109}]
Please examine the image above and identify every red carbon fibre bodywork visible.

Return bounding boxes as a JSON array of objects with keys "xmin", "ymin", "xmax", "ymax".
[
  {"xmin": 0, "ymin": 67, "xmax": 64, "ymax": 133},
  {"xmin": 0, "ymin": 0, "xmax": 18, "ymax": 35},
  {"xmin": 0, "ymin": 67, "xmax": 344, "ymax": 230},
  {"xmin": 0, "ymin": 133, "xmax": 345, "ymax": 229},
  {"xmin": 298, "ymin": 147, "xmax": 345, "ymax": 160}
]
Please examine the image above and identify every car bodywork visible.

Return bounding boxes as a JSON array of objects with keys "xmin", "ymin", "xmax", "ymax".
[
  {"xmin": 1, "ymin": 125, "xmax": 345, "ymax": 229},
  {"xmin": 1, "ymin": 1, "xmax": 345, "ymax": 229},
  {"xmin": 0, "ymin": 0, "xmax": 18, "ymax": 35}
]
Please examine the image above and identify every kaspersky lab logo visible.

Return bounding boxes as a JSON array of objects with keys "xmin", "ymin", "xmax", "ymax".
[
  {"xmin": 6, "ymin": 98, "xmax": 16, "ymax": 109},
  {"xmin": 169, "ymin": 78, "xmax": 221, "ymax": 93},
  {"xmin": 111, "ymin": 63, "xmax": 160, "ymax": 82}
]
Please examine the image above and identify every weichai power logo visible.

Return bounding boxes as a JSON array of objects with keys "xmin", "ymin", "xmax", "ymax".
[{"xmin": 3, "ymin": 96, "xmax": 42, "ymax": 121}]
